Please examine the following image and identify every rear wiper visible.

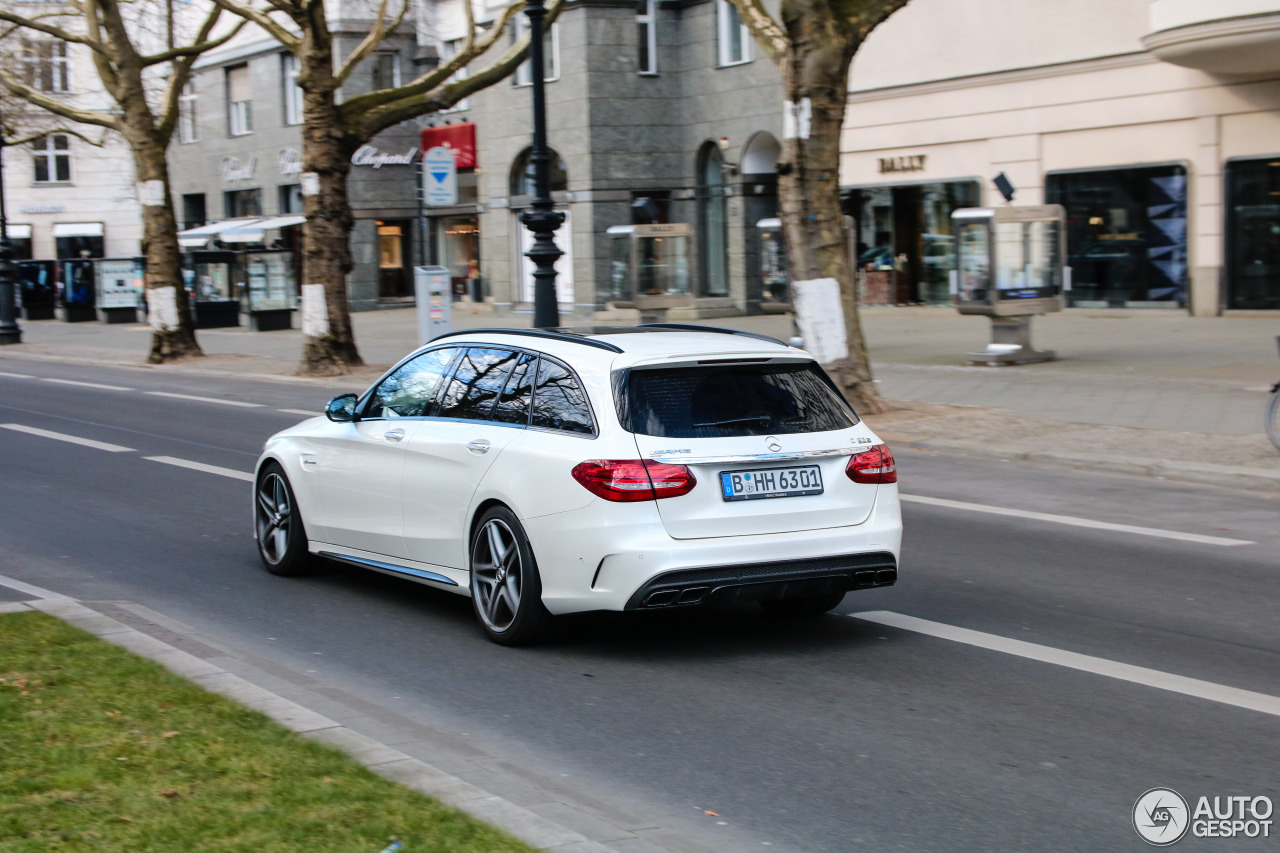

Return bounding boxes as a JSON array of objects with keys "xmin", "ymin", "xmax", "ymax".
[{"xmin": 693, "ymin": 415, "xmax": 772, "ymax": 428}]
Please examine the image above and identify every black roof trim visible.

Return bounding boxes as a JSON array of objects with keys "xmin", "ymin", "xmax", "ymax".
[
  {"xmin": 429, "ymin": 327, "xmax": 625, "ymax": 353},
  {"xmin": 637, "ymin": 323, "xmax": 789, "ymax": 348}
]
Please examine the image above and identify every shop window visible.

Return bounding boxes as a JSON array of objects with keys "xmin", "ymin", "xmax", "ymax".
[
  {"xmin": 509, "ymin": 146, "xmax": 568, "ymax": 197},
  {"xmin": 278, "ymin": 184, "xmax": 304, "ymax": 214},
  {"xmin": 178, "ymin": 81, "xmax": 199, "ymax": 144},
  {"xmin": 282, "ymin": 53, "xmax": 303, "ymax": 125},
  {"xmin": 22, "ymin": 39, "xmax": 69, "ymax": 93},
  {"xmin": 637, "ymin": 0, "xmax": 657, "ymax": 75},
  {"xmin": 1046, "ymin": 165, "xmax": 1188, "ymax": 308},
  {"xmin": 224, "ymin": 188, "xmax": 262, "ymax": 218},
  {"xmin": 182, "ymin": 194, "xmax": 207, "ymax": 231},
  {"xmin": 226, "ymin": 64, "xmax": 253, "ymax": 136},
  {"xmin": 696, "ymin": 142, "xmax": 728, "ymax": 297},
  {"xmin": 716, "ymin": 0, "xmax": 751, "ymax": 66},
  {"xmin": 1225, "ymin": 158, "xmax": 1280, "ymax": 310},
  {"xmin": 377, "ymin": 219, "xmax": 412, "ymax": 298},
  {"xmin": 32, "ymin": 135, "xmax": 71, "ymax": 184},
  {"xmin": 511, "ymin": 20, "xmax": 558, "ymax": 85},
  {"xmin": 435, "ymin": 215, "xmax": 480, "ymax": 299}
]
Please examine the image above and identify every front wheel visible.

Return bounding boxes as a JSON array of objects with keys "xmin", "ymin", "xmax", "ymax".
[
  {"xmin": 469, "ymin": 506, "xmax": 555, "ymax": 646},
  {"xmin": 1267, "ymin": 388, "xmax": 1280, "ymax": 452},
  {"xmin": 255, "ymin": 462, "xmax": 313, "ymax": 577}
]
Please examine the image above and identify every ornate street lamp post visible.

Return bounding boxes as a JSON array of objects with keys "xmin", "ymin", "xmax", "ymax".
[
  {"xmin": 519, "ymin": 0, "xmax": 564, "ymax": 329},
  {"xmin": 0, "ymin": 113, "xmax": 22, "ymax": 345}
]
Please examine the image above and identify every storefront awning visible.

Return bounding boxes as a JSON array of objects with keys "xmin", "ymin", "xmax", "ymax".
[
  {"xmin": 220, "ymin": 214, "xmax": 306, "ymax": 244},
  {"xmin": 6, "ymin": 224, "xmax": 32, "ymax": 240},
  {"xmin": 52, "ymin": 222, "xmax": 104, "ymax": 238},
  {"xmin": 177, "ymin": 218, "xmax": 265, "ymax": 249}
]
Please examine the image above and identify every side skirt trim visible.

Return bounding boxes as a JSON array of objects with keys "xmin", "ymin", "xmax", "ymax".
[{"xmin": 318, "ymin": 551, "xmax": 459, "ymax": 587}]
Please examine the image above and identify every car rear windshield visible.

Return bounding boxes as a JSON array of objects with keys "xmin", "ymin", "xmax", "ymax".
[{"xmin": 615, "ymin": 362, "xmax": 858, "ymax": 438}]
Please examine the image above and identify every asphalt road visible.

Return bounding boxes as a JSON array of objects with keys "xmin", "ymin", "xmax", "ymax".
[{"xmin": 1, "ymin": 356, "xmax": 1277, "ymax": 852}]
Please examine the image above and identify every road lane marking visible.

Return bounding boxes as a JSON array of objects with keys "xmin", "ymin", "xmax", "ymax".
[
  {"xmin": 0, "ymin": 423, "xmax": 135, "ymax": 453},
  {"xmin": 146, "ymin": 391, "xmax": 265, "ymax": 408},
  {"xmin": 42, "ymin": 378, "xmax": 134, "ymax": 391},
  {"xmin": 144, "ymin": 456, "xmax": 254, "ymax": 481},
  {"xmin": 852, "ymin": 611, "xmax": 1280, "ymax": 719},
  {"xmin": 0, "ymin": 371, "xmax": 35, "ymax": 379},
  {"xmin": 278, "ymin": 408, "xmax": 318, "ymax": 416},
  {"xmin": 899, "ymin": 493, "xmax": 1252, "ymax": 547}
]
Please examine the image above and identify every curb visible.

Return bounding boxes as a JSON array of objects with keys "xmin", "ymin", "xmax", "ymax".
[
  {"xmin": 888, "ymin": 438, "xmax": 1280, "ymax": 493},
  {"xmin": 0, "ymin": 588, "xmax": 623, "ymax": 853}
]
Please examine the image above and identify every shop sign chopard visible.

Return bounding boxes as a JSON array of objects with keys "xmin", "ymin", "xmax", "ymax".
[
  {"xmin": 222, "ymin": 156, "xmax": 257, "ymax": 183},
  {"xmin": 351, "ymin": 145, "xmax": 417, "ymax": 169},
  {"xmin": 278, "ymin": 147, "xmax": 302, "ymax": 177},
  {"xmin": 878, "ymin": 154, "xmax": 926, "ymax": 174}
]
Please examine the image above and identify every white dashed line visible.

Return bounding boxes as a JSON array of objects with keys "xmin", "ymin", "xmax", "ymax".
[
  {"xmin": 852, "ymin": 611, "xmax": 1280, "ymax": 719},
  {"xmin": 0, "ymin": 371, "xmax": 35, "ymax": 379},
  {"xmin": 277, "ymin": 408, "xmax": 318, "ymax": 416},
  {"xmin": 0, "ymin": 423, "xmax": 135, "ymax": 453},
  {"xmin": 144, "ymin": 456, "xmax": 254, "ymax": 481},
  {"xmin": 145, "ymin": 391, "xmax": 265, "ymax": 408},
  {"xmin": 42, "ymin": 378, "xmax": 134, "ymax": 391},
  {"xmin": 899, "ymin": 493, "xmax": 1252, "ymax": 547}
]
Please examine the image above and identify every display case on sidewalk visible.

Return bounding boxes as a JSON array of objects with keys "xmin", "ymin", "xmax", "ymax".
[
  {"xmin": 243, "ymin": 250, "xmax": 296, "ymax": 331},
  {"xmin": 59, "ymin": 259, "xmax": 97, "ymax": 323},
  {"xmin": 16, "ymin": 261, "xmax": 57, "ymax": 321},
  {"xmin": 185, "ymin": 251, "xmax": 241, "ymax": 328},
  {"xmin": 96, "ymin": 258, "xmax": 145, "ymax": 324}
]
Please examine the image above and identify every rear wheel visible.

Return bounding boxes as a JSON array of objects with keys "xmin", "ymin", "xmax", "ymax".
[
  {"xmin": 470, "ymin": 507, "xmax": 556, "ymax": 646},
  {"xmin": 255, "ymin": 462, "xmax": 313, "ymax": 577},
  {"xmin": 759, "ymin": 589, "xmax": 846, "ymax": 617}
]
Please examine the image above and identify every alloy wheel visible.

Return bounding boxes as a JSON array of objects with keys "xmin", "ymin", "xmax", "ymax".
[
  {"xmin": 256, "ymin": 472, "xmax": 292, "ymax": 565},
  {"xmin": 472, "ymin": 518, "xmax": 523, "ymax": 632}
]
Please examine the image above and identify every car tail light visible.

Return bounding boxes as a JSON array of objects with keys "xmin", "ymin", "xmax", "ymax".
[
  {"xmin": 846, "ymin": 444, "xmax": 897, "ymax": 484},
  {"xmin": 571, "ymin": 459, "xmax": 697, "ymax": 502}
]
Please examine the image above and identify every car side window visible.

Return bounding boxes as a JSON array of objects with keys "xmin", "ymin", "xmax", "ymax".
[
  {"xmin": 530, "ymin": 357, "xmax": 594, "ymax": 435},
  {"xmin": 365, "ymin": 347, "xmax": 458, "ymax": 419},
  {"xmin": 492, "ymin": 353, "xmax": 537, "ymax": 426},
  {"xmin": 437, "ymin": 348, "xmax": 521, "ymax": 421}
]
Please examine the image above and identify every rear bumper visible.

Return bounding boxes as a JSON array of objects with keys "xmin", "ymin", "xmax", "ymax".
[{"xmin": 523, "ymin": 484, "xmax": 902, "ymax": 615}]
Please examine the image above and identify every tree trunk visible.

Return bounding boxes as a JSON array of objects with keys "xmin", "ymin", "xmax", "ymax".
[
  {"xmin": 297, "ymin": 23, "xmax": 362, "ymax": 376},
  {"xmin": 121, "ymin": 92, "xmax": 201, "ymax": 362},
  {"xmin": 776, "ymin": 34, "xmax": 885, "ymax": 414}
]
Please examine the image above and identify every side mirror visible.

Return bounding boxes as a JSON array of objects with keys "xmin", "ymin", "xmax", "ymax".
[{"xmin": 325, "ymin": 393, "xmax": 358, "ymax": 423}]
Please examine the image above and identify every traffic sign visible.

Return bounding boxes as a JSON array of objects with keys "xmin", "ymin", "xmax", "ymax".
[{"xmin": 423, "ymin": 146, "xmax": 458, "ymax": 206}]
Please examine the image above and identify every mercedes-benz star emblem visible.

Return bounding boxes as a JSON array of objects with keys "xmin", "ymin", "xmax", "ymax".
[{"xmin": 766, "ymin": 436, "xmax": 782, "ymax": 453}]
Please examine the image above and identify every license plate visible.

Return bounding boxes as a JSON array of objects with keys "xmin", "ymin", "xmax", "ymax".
[{"xmin": 719, "ymin": 465, "xmax": 824, "ymax": 501}]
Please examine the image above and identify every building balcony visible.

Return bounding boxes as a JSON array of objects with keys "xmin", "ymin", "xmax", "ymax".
[{"xmin": 1142, "ymin": 0, "xmax": 1280, "ymax": 74}]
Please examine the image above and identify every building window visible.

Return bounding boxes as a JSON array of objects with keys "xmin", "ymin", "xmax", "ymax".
[
  {"xmin": 696, "ymin": 142, "xmax": 728, "ymax": 297},
  {"xmin": 440, "ymin": 39, "xmax": 470, "ymax": 113},
  {"xmin": 511, "ymin": 20, "xmax": 558, "ymax": 86},
  {"xmin": 637, "ymin": 0, "xmax": 657, "ymax": 74},
  {"xmin": 32, "ymin": 135, "xmax": 71, "ymax": 184},
  {"xmin": 509, "ymin": 146, "xmax": 568, "ymax": 197},
  {"xmin": 1046, "ymin": 165, "xmax": 1188, "ymax": 308},
  {"xmin": 226, "ymin": 64, "xmax": 253, "ymax": 136},
  {"xmin": 278, "ymin": 184, "xmax": 303, "ymax": 214},
  {"xmin": 1224, "ymin": 158, "xmax": 1280, "ymax": 310},
  {"xmin": 178, "ymin": 82, "xmax": 199, "ymax": 144},
  {"xmin": 21, "ymin": 39, "xmax": 69, "ymax": 93},
  {"xmin": 224, "ymin": 188, "xmax": 263, "ymax": 218},
  {"xmin": 716, "ymin": 0, "xmax": 751, "ymax": 66},
  {"xmin": 372, "ymin": 52, "xmax": 400, "ymax": 91},
  {"xmin": 281, "ymin": 53, "xmax": 303, "ymax": 125},
  {"xmin": 181, "ymin": 194, "xmax": 207, "ymax": 231}
]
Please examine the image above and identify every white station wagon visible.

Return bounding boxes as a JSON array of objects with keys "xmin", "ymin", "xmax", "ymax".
[{"xmin": 254, "ymin": 325, "xmax": 902, "ymax": 644}]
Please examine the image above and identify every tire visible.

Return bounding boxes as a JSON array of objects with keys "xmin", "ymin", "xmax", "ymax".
[
  {"xmin": 254, "ymin": 462, "xmax": 314, "ymax": 577},
  {"xmin": 1267, "ymin": 388, "xmax": 1280, "ymax": 452},
  {"xmin": 759, "ymin": 589, "xmax": 847, "ymax": 617},
  {"xmin": 469, "ymin": 506, "xmax": 555, "ymax": 646}
]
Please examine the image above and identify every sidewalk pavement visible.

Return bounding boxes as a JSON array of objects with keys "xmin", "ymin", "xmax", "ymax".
[{"xmin": 3, "ymin": 305, "xmax": 1278, "ymax": 491}]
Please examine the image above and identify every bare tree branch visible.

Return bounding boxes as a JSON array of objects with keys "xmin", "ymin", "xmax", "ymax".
[
  {"xmin": 727, "ymin": 0, "xmax": 788, "ymax": 65},
  {"xmin": 333, "ymin": 0, "xmax": 410, "ymax": 87},
  {"xmin": 6, "ymin": 126, "xmax": 109, "ymax": 147},
  {"xmin": 141, "ymin": 18, "xmax": 246, "ymax": 65},
  {"xmin": 0, "ymin": 69, "xmax": 119, "ymax": 129},
  {"xmin": 210, "ymin": 0, "xmax": 300, "ymax": 48},
  {"xmin": 0, "ymin": 9, "xmax": 109, "ymax": 55}
]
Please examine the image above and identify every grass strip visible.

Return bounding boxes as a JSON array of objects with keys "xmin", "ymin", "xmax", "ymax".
[{"xmin": 0, "ymin": 611, "xmax": 536, "ymax": 853}]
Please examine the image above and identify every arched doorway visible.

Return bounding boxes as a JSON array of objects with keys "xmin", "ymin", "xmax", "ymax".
[
  {"xmin": 509, "ymin": 147, "xmax": 573, "ymax": 305},
  {"xmin": 741, "ymin": 132, "xmax": 784, "ymax": 309},
  {"xmin": 696, "ymin": 141, "xmax": 729, "ymax": 298}
]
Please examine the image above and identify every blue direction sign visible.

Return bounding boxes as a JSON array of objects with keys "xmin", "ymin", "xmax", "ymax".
[{"xmin": 423, "ymin": 146, "xmax": 458, "ymax": 206}]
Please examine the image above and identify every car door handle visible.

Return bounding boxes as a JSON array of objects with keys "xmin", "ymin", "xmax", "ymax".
[
  {"xmin": 467, "ymin": 439, "xmax": 491, "ymax": 454},
  {"xmin": 384, "ymin": 428, "xmax": 406, "ymax": 443}
]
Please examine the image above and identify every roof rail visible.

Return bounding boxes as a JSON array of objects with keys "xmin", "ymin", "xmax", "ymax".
[
  {"xmin": 637, "ymin": 323, "xmax": 789, "ymax": 348},
  {"xmin": 429, "ymin": 327, "xmax": 625, "ymax": 354}
]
